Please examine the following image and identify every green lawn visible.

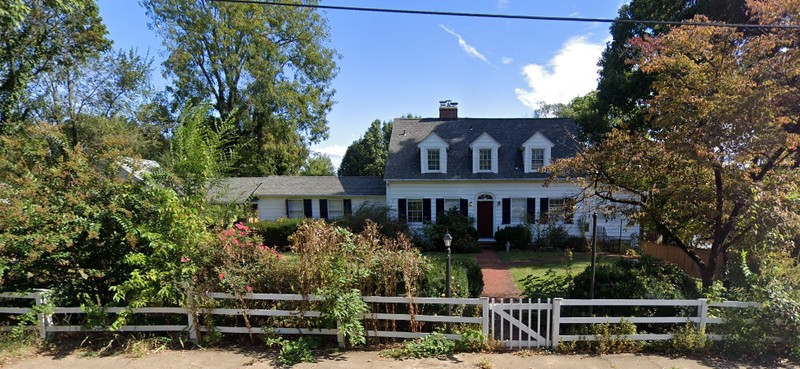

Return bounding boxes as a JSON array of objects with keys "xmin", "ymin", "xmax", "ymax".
[
  {"xmin": 422, "ymin": 251, "xmax": 478, "ymax": 265},
  {"xmin": 503, "ymin": 250, "xmax": 614, "ymax": 292}
]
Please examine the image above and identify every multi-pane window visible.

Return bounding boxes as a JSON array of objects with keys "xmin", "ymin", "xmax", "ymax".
[
  {"xmin": 427, "ymin": 149, "xmax": 440, "ymax": 171},
  {"xmin": 328, "ymin": 199, "xmax": 344, "ymax": 220},
  {"xmin": 407, "ymin": 199, "xmax": 423, "ymax": 223},
  {"xmin": 531, "ymin": 148, "xmax": 545, "ymax": 169},
  {"xmin": 444, "ymin": 198, "xmax": 460, "ymax": 212},
  {"xmin": 548, "ymin": 198, "xmax": 565, "ymax": 222},
  {"xmin": 511, "ymin": 198, "xmax": 527, "ymax": 224},
  {"xmin": 478, "ymin": 148, "xmax": 492, "ymax": 171},
  {"xmin": 287, "ymin": 199, "xmax": 304, "ymax": 219}
]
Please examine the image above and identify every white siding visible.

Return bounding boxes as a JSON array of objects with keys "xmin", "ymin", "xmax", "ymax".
[
  {"xmin": 386, "ymin": 180, "xmax": 639, "ymax": 239},
  {"xmin": 256, "ymin": 196, "xmax": 385, "ymax": 221}
]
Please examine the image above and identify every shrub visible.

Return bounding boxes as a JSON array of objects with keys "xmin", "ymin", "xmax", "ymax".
[
  {"xmin": 459, "ymin": 258, "xmax": 484, "ymax": 298},
  {"xmin": 247, "ymin": 218, "xmax": 304, "ymax": 249},
  {"xmin": 421, "ymin": 208, "xmax": 480, "ymax": 253},
  {"xmin": 533, "ymin": 224, "xmax": 570, "ymax": 250},
  {"xmin": 494, "ymin": 225, "xmax": 533, "ymax": 250},
  {"xmin": 521, "ymin": 269, "xmax": 572, "ymax": 299},
  {"xmin": 569, "ymin": 257, "xmax": 699, "ymax": 300},
  {"xmin": 563, "ymin": 236, "xmax": 589, "ymax": 252},
  {"xmin": 266, "ymin": 336, "xmax": 316, "ymax": 365},
  {"xmin": 337, "ymin": 202, "xmax": 410, "ymax": 238},
  {"xmin": 418, "ymin": 258, "xmax": 470, "ymax": 299}
]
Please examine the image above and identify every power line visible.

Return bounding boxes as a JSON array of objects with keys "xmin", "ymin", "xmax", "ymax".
[{"xmin": 209, "ymin": 0, "xmax": 800, "ymax": 30}]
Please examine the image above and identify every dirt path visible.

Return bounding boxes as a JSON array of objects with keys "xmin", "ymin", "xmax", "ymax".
[
  {"xmin": 475, "ymin": 250, "xmax": 520, "ymax": 298},
  {"xmin": 4, "ymin": 349, "xmax": 787, "ymax": 369}
]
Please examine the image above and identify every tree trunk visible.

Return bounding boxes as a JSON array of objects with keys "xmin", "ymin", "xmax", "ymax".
[{"xmin": 700, "ymin": 255, "xmax": 717, "ymax": 289}]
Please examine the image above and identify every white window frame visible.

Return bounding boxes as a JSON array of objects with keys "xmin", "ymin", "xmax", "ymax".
[
  {"xmin": 511, "ymin": 198, "xmax": 527, "ymax": 224},
  {"xmin": 549, "ymin": 198, "xmax": 565, "ymax": 223},
  {"xmin": 417, "ymin": 133, "xmax": 448, "ymax": 174},
  {"xmin": 521, "ymin": 132, "xmax": 554, "ymax": 173},
  {"xmin": 427, "ymin": 148, "xmax": 440, "ymax": 171},
  {"xmin": 531, "ymin": 148, "xmax": 545, "ymax": 169},
  {"xmin": 407, "ymin": 199, "xmax": 424, "ymax": 224},
  {"xmin": 444, "ymin": 198, "xmax": 460, "ymax": 212},
  {"xmin": 328, "ymin": 199, "xmax": 344, "ymax": 220},
  {"xmin": 469, "ymin": 132, "xmax": 500, "ymax": 173},
  {"xmin": 478, "ymin": 148, "xmax": 492, "ymax": 171},
  {"xmin": 287, "ymin": 199, "xmax": 304, "ymax": 219}
]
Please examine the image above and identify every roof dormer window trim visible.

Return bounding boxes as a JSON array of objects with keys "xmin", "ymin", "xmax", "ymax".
[
  {"xmin": 521, "ymin": 132, "xmax": 554, "ymax": 173},
  {"xmin": 417, "ymin": 133, "xmax": 449, "ymax": 174},
  {"xmin": 469, "ymin": 132, "xmax": 500, "ymax": 174}
]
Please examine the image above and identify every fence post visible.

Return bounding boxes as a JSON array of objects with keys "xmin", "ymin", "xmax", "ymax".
[
  {"xmin": 481, "ymin": 297, "xmax": 490, "ymax": 343},
  {"xmin": 185, "ymin": 285, "xmax": 199, "ymax": 344},
  {"xmin": 33, "ymin": 289, "xmax": 52, "ymax": 340},
  {"xmin": 697, "ymin": 298, "xmax": 708, "ymax": 331},
  {"xmin": 551, "ymin": 298, "xmax": 562, "ymax": 349},
  {"xmin": 336, "ymin": 320, "xmax": 345, "ymax": 349}
]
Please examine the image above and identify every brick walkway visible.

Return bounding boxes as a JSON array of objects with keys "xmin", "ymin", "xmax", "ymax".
[{"xmin": 474, "ymin": 249, "xmax": 521, "ymax": 298}]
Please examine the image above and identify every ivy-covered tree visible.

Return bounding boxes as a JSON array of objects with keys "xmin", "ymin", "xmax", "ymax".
[
  {"xmin": 141, "ymin": 0, "xmax": 338, "ymax": 176},
  {"xmin": 338, "ymin": 119, "xmax": 392, "ymax": 177},
  {"xmin": 551, "ymin": 0, "xmax": 800, "ymax": 288}
]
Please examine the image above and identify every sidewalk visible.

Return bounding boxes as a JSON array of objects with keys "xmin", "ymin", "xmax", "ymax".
[{"xmin": 5, "ymin": 350, "xmax": 790, "ymax": 369}]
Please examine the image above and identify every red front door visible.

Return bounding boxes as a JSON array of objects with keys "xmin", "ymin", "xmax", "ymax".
[{"xmin": 477, "ymin": 201, "xmax": 493, "ymax": 238}]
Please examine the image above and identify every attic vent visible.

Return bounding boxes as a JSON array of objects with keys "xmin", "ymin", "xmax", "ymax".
[{"xmin": 439, "ymin": 100, "xmax": 458, "ymax": 120}]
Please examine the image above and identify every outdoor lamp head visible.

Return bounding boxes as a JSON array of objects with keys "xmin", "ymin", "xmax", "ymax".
[{"xmin": 443, "ymin": 232, "xmax": 453, "ymax": 249}]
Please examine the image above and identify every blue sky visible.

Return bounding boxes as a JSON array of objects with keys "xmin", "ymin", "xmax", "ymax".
[{"xmin": 97, "ymin": 0, "xmax": 626, "ymax": 167}]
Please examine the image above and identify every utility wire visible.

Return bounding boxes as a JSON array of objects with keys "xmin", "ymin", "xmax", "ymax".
[{"xmin": 210, "ymin": 0, "xmax": 800, "ymax": 30}]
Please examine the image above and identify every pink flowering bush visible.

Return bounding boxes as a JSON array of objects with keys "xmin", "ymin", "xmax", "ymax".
[{"xmin": 193, "ymin": 223, "xmax": 291, "ymax": 296}]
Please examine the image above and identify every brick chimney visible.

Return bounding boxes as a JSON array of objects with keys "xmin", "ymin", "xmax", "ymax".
[{"xmin": 438, "ymin": 100, "xmax": 458, "ymax": 120}]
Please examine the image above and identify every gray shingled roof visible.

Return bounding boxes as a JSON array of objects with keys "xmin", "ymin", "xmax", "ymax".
[
  {"xmin": 207, "ymin": 176, "xmax": 386, "ymax": 203},
  {"xmin": 385, "ymin": 118, "xmax": 579, "ymax": 180}
]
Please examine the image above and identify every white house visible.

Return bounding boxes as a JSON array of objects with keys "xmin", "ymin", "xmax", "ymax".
[{"xmin": 209, "ymin": 101, "xmax": 638, "ymax": 241}]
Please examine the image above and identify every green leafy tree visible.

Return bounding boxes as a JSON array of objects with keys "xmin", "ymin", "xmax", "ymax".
[
  {"xmin": 0, "ymin": 0, "xmax": 110, "ymax": 127},
  {"xmin": 551, "ymin": 0, "xmax": 800, "ymax": 288},
  {"xmin": 300, "ymin": 152, "xmax": 335, "ymax": 176},
  {"xmin": 582, "ymin": 0, "xmax": 748, "ymax": 142},
  {"xmin": 338, "ymin": 119, "xmax": 392, "ymax": 176},
  {"xmin": 141, "ymin": 0, "xmax": 338, "ymax": 176},
  {"xmin": 30, "ymin": 49, "xmax": 156, "ymax": 147}
]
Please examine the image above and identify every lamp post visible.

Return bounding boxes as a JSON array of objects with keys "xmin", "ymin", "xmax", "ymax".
[
  {"xmin": 590, "ymin": 212, "xmax": 598, "ymax": 316},
  {"xmin": 443, "ymin": 232, "xmax": 453, "ymax": 332}
]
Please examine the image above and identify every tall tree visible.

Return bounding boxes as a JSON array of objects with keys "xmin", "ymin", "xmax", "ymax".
[
  {"xmin": 581, "ymin": 0, "xmax": 748, "ymax": 142},
  {"xmin": 30, "ymin": 49, "xmax": 155, "ymax": 147},
  {"xmin": 141, "ymin": 0, "xmax": 338, "ymax": 176},
  {"xmin": 0, "ymin": 0, "xmax": 110, "ymax": 128},
  {"xmin": 300, "ymin": 152, "xmax": 335, "ymax": 176},
  {"xmin": 552, "ymin": 0, "xmax": 800, "ymax": 288},
  {"xmin": 338, "ymin": 119, "xmax": 392, "ymax": 177}
]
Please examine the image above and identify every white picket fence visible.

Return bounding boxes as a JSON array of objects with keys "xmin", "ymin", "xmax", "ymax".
[{"xmin": 0, "ymin": 291, "xmax": 759, "ymax": 349}]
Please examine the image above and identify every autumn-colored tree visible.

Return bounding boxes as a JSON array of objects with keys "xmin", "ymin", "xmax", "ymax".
[{"xmin": 551, "ymin": 0, "xmax": 800, "ymax": 288}]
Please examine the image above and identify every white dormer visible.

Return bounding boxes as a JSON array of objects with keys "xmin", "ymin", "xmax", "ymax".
[
  {"xmin": 521, "ymin": 131, "xmax": 554, "ymax": 173},
  {"xmin": 469, "ymin": 132, "xmax": 500, "ymax": 173},
  {"xmin": 417, "ymin": 133, "xmax": 449, "ymax": 173}
]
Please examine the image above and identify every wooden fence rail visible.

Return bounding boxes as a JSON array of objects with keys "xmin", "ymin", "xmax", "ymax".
[{"xmin": 0, "ymin": 291, "xmax": 759, "ymax": 349}]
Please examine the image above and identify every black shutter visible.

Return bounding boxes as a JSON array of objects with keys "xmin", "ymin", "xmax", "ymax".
[
  {"xmin": 460, "ymin": 199, "xmax": 469, "ymax": 217},
  {"xmin": 423, "ymin": 198, "xmax": 432, "ymax": 223},
  {"xmin": 501, "ymin": 198, "xmax": 511, "ymax": 225},
  {"xmin": 398, "ymin": 198, "xmax": 407, "ymax": 221},
  {"xmin": 527, "ymin": 198, "xmax": 536, "ymax": 223},
  {"xmin": 303, "ymin": 199, "xmax": 313, "ymax": 218},
  {"xmin": 319, "ymin": 199, "xmax": 329, "ymax": 220},
  {"xmin": 539, "ymin": 197, "xmax": 549, "ymax": 224},
  {"xmin": 285, "ymin": 199, "xmax": 290, "ymax": 218},
  {"xmin": 343, "ymin": 199, "xmax": 352, "ymax": 216},
  {"xmin": 436, "ymin": 198, "xmax": 445, "ymax": 218}
]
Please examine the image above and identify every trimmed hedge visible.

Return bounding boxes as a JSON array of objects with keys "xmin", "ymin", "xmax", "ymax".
[
  {"xmin": 247, "ymin": 218, "xmax": 304, "ymax": 249},
  {"xmin": 494, "ymin": 224, "xmax": 533, "ymax": 250},
  {"xmin": 420, "ymin": 208, "xmax": 481, "ymax": 253}
]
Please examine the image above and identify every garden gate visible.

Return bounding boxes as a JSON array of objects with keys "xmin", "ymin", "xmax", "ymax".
[{"xmin": 486, "ymin": 298, "xmax": 552, "ymax": 348}]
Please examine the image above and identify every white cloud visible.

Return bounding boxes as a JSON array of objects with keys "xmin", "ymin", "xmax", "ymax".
[
  {"xmin": 496, "ymin": 0, "xmax": 509, "ymax": 9},
  {"xmin": 502, "ymin": 57, "xmax": 514, "ymax": 65},
  {"xmin": 439, "ymin": 25, "xmax": 491, "ymax": 65},
  {"xmin": 313, "ymin": 145, "xmax": 348, "ymax": 169},
  {"xmin": 514, "ymin": 36, "xmax": 606, "ymax": 109}
]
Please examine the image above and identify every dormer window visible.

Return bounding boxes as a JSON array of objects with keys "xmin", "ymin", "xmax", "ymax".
[
  {"xmin": 470, "ymin": 132, "xmax": 500, "ymax": 173},
  {"xmin": 427, "ymin": 148, "xmax": 441, "ymax": 171},
  {"xmin": 521, "ymin": 132, "xmax": 554, "ymax": 173},
  {"xmin": 417, "ymin": 133, "xmax": 448, "ymax": 174},
  {"xmin": 478, "ymin": 149, "xmax": 492, "ymax": 171},
  {"xmin": 531, "ymin": 148, "xmax": 545, "ymax": 169}
]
